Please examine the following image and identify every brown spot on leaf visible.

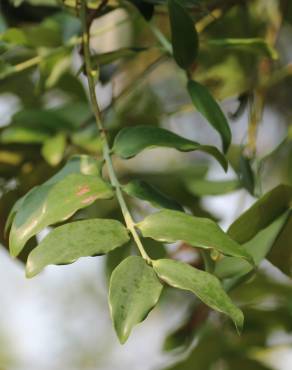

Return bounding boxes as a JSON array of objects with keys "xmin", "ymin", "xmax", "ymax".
[
  {"xmin": 76, "ymin": 185, "xmax": 90, "ymax": 196},
  {"xmin": 81, "ymin": 195, "xmax": 97, "ymax": 204}
]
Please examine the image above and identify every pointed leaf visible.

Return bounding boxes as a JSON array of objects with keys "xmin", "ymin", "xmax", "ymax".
[
  {"xmin": 153, "ymin": 259, "xmax": 243, "ymax": 332},
  {"xmin": 123, "ymin": 179, "xmax": 183, "ymax": 211},
  {"xmin": 187, "ymin": 80, "xmax": 231, "ymax": 152},
  {"xmin": 113, "ymin": 126, "xmax": 227, "ymax": 171},
  {"xmin": 228, "ymin": 184, "xmax": 292, "ymax": 244},
  {"xmin": 137, "ymin": 209, "xmax": 253, "ymax": 262},
  {"xmin": 26, "ymin": 219, "xmax": 130, "ymax": 277},
  {"xmin": 168, "ymin": 0, "xmax": 199, "ymax": 69},
  {"xmin": 109, "ymin": 256, "xmax": 163, "ymax": 343}
]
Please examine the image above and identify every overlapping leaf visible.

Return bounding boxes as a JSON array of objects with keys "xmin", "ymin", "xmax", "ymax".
[
  {"xmin": 26, "ymin": 219, "xmax": 129, "ymax": 277},
  {"xmin": 123, "ymin": 179, "xmax": 183, "ymax": 211},
  {"xmin": 137, "ymin": 209, "xmax": 253, "ymax": 262},
  {"xmin": 153, "ymin": 259, "xmax": 244, "ymax": 332},
  {"xmin": 228, "ymin": 184, "xmax": 292, "ymax": 244},
  {"xmin": 8, "ymin": 155, "xmax": 111, "ymax": 256}
]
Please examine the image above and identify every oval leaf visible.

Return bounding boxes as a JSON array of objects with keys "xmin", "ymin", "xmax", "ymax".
[
  {"xmin": 113, "ymin": 126, "xmax": 227, "ymax": 171},
  {"xmin": 41, "ymin": 132, "xmax": 67, "ymax": 166},
  {"xmin": 187, "ymin": 80, "xmax": 231, "ymax": 153},
  {"xmin": 9, "ymin": 173, "xmax": 113, "ymax": 256},
  {"xmin": 26, "ymin": 219, "xmax": 130, "ymax": 278},
  {"xmin": 137, "ymin": 209, "xmax": 253, "ymax": 263},
  {"xmin": 153, "ymin": 258, "xmax": 243, "ymax": 332},
  {"xmin": 109, "ymin": 256, "xmax": 163, "ymax": 344},
  {"xmin": 123, "ymin": 179, "xmax": 183, "ymax": 211},
  {"xmin": 168, "ymin": 0, "xmax": 199, "ymax": 69}
]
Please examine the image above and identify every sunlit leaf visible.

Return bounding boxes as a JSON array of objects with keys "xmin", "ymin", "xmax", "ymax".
[{"xmin": 137, "ymin": 209, "xmax": 253, "ymax": 262}]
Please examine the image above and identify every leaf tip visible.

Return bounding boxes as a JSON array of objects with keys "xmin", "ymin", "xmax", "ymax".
[{"xmin": 233, "ymin": 309, "xmax": 244, "ymax": 335}]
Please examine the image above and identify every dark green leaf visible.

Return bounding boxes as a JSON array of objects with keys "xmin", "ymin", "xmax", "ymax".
[
  {"xmin": 123, "ymin": 179, "xmax": 183, "ymax": 211},
  {"xmin": 168, "ymin": 0, "xmax": 199, "ymax": 69},
  {"xmin": 137, "ymin": 209, "xmax": 253, "ymax": 262},
  {"xmin": 267, "ymin": 213, "xmax": 292, "ymax": 277},
  {"xmin": 228, "ymin": 184, "xmax": 292, "ymax": 244},
  {"xmin": 153, "ymin": 258, "xmax": 244, "ymax": 332},
  {"xmin": 113, "ymin": 126, "xmax": 227, "ymax": 171},
  {"xmin": 109, "ymin": 256, "xmax": 163, "ymax": 343},
  {"xmin": 187, "ymin": 80, "xmax": 231, "ymax": 153},
  {"xmin": 26, "ymin": 219, "xmax": 129, "ymax": 277}
]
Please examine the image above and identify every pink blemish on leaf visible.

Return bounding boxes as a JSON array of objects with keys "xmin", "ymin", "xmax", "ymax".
[
  {"xmin": 81, "ymin": 195, "xmax": 97, "ymax": 204},
  {"xmin": 76, "ymin": 185, "xmax": 90, "ymax": 196}
]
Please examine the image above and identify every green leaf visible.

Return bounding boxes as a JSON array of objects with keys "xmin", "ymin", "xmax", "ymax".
[
  {"xmin": 206, "ymin": 38, "xmax": 278, "ymax": 60},
  {"xmin": 184, "ymin": 178, "xmax": 240, "ymax": 196},
  {"xmin": 137, "ymin": 209, "xmax": 253, "ymax": 262},
  {"xmin": 122, "ymin": 179, "xmax": 183, "ymax": 211},
  {"xmin": 228, "ymin": 184, "xmax": 292, "ymax": 244},
  {"xmin": 187, "ymin": 80, "xmax": 231, "ymax": 153},
  {"xmin": 168, "ymin": 0, "xmax": 199, "ymax": 69},
  {"xmin": 215, "ymin": 212, "xmax": 290, "ymax": 280},
  {"xmin": 9, "ymin": 156, "xmax": 112, "ymax": 256},
  {"xmin": 109, "ymin": 256, "xmax": 163, "ymax": 344},
  {"xmin": 5, "ymin": 155, "xmax": 101, "ymax": 235},
  {"xmin": 113, "ymin": 126, "xmax": 227, "ymax": 171},
  {"xmin": 41, "ymin": 132, "xmax": 66, "ymax": 166},
  {"xmin": 267, "ymin": 212, "xmax": 292, "ymax": 277},
  {"xmin": 91, "ymin": 47, "xmax": 147, "ymax": 67},
  {"xmin": 153, "ymin": 259, "xmax": 244, "ymax": 332},
  {"xmin": 1, "ymin": 127, "xmax": 51, "ymax": 144},
  {"xmin": 26, "ymin": 219, "xmax": 130, "ymax": 277}
]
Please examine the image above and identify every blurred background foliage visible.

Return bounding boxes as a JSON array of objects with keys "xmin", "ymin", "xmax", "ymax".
[{"xmin": 0, "ymin": 0, "xmax": 292, "ymax": 369}]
